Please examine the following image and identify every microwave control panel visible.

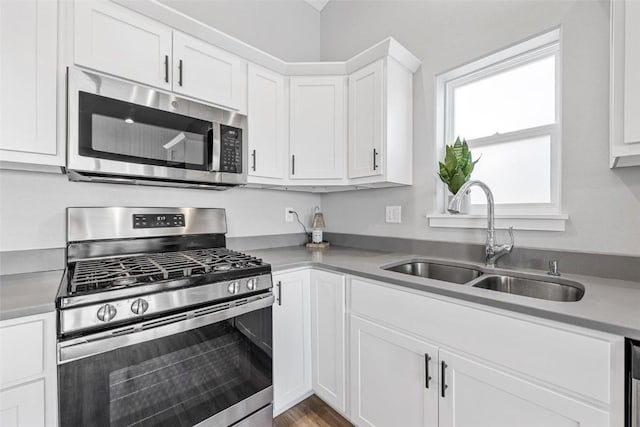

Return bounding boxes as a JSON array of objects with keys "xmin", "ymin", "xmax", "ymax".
[
  {"xmin": 219, "ymin": 125, "xmax": 242, "ymax": 173},
  {"xmin": 133, "ymin": 214, "xmax": 185, "ymax": 229}
]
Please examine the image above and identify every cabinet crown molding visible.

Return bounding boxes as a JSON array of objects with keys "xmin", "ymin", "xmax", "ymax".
[{"xmin": 111, "ymin": 0, "xmax": 421, "ymax": 75}]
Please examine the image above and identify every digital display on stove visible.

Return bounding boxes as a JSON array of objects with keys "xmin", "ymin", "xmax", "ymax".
[{"xmin": 133, "ymin": 214, "xmax": 185, "ymax": 229}]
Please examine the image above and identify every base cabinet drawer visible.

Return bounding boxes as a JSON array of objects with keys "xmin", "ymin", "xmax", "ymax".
[
  {"xmin": 0, "ymin": 319, "xmax": 45, "ymax": 386},
  {"xmin": 0, "ymin": 380, "xmax": 46, "ymax": 427}
]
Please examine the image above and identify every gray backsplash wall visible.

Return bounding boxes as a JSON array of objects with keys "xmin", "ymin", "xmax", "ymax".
[
  {"xmin": 324, "ymin": 233, "xmax": 640, "ymax": 283},
  {"xmin": 319, "ymin": 0, "xmax": 640, "ymax": 257}
]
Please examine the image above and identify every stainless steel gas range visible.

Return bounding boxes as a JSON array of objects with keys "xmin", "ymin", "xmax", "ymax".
[{"xmin": 56, "ymin": 207, "xmax": 274, "ymax": 427}]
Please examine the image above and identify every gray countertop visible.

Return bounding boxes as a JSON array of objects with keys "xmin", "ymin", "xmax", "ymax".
[
  {"xmin": 246, "ymin": 246, "xmax": 640, "ymax": 340},
  {"xmin": 1, "ymin": 245, "xmax": 638, "ymax": 341},
  {"xmin": 0, "ymin": 270, "xmax": 63, "ymax": 321}
]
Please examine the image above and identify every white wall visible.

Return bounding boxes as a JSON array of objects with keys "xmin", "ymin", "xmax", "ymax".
[
  {"xmin": 0, "ymin": 170, "xmax": 319, "ymax": 251},
  {"xmin": 0, "ymin": 0, "xmax": 322, "ymax": 252},
  {"xmin": 319, "ymin": 0, "xmax": 640, "ymax": 257},
  {"xmin": 156, "ymin": 0, "xmax": 321, "ymax": 61}
]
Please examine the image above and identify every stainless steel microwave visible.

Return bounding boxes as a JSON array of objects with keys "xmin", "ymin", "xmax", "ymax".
[{"xmin": 66, "ymin": 67, "xmax": 247, "ymax": 189}]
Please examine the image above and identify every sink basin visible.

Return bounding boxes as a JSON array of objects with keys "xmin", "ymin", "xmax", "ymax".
[
  {"xmin": 472, "ymin": 275, "xmax": 584, "ymax": 302},
  {"xmin": 384, "ymin": 261, "xmax": 483, "ymax": 284}
]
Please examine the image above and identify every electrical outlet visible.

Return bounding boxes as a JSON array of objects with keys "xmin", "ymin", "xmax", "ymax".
[
  {"xmin": 285, "ymin": 208, "xmax": 294, "ymax": 222},
  {"xmin": 385, "ymin": 206, "xmax": 402, "ymax": 223}
]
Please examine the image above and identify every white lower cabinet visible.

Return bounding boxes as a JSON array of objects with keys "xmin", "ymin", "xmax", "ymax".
[
  {"xmin": 0, "ymin": 312, "xmax": 57, "ymax": 427},
  {"xmin": 310, "ymin": 270, "xmax": 346, "ymax": 413},
  {"xmin": 0, "ymin": 380, "xmax": 46, "ymax": 427},
  {"xmin": 349, "ymin": 315, "xmax": 438, "ymax": 427},
  {"xmin": 272, "ymin": 270, "xmax": 312, "ymax": 415},
  {"xmin": 274, "ymin": 271, "xmax": 623, "ymax": 427},
  {"xmin": 438, "ymin": 349, "xmax": 609, "ymax": 427}
]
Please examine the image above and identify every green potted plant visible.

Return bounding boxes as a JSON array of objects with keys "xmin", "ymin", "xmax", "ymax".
[{"xmin": 438, "ymin": 137, "xmax": 479, "ymax": 214}]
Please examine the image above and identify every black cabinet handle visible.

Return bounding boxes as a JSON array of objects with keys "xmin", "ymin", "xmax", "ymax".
[
  {"xmin": 425, "ymin": 354, "xmax": 432, "ymax": 389},
  {"xmin": 164, "ymin": 55, "xmax": 169, "ymax": 83},
  {"xmin": 373, "ymin": 148, "xmax": 378, "ymax": 170},
  {"xmin": 276, "ymin": 281, "xmax": 282, "ymax": 306},
  {"xmin": 178, "ymin": 59, "xmax": 183, "ymax": 86},
  {"xmin": 251, "ymin": 149, "xmax": 256, "ymax": 171},
  {"xmin": 441, "ymin": 361, "xmax": 448, "ymax": 398},
  {"xmin": 291, "ymin": 155, "xmax": 295, "ymax": 175}
]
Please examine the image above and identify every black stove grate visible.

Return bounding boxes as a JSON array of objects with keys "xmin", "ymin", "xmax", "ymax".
[{"xmin": 69, "ymin": 248, "xmax": 265, "ymax": 294}]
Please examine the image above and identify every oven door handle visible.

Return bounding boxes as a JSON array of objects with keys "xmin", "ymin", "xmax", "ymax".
[{"xmin": 58, "ymin": 294, "xmax": 274, "ymax": 364}]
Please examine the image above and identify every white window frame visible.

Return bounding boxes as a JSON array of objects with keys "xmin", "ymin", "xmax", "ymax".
[{"xmin": 429, "ymin": 28, "xmax": 568, "ymax": 232}]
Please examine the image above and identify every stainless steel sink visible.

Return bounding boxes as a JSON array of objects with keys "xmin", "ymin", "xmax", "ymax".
[
  {"xmin": 472, "ymin": 275, "xmax": 585, "ymax": 302},
  {"xmin": 384, "ymin": 261, "xmax": 483, "ymax": 284}
]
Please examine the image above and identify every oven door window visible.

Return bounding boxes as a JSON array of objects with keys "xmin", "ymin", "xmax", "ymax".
[
  {"xmin": 58, "ymin": 306, "xmax": 272, "ymax": 427},
  {"xmin": 78, "ymin": 92, "xmax": 212, "ymax": 171}
]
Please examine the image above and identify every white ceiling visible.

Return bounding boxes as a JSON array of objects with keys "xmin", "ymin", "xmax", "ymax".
[{"xmin": 304, "ymin": 0, "xmax": 330, "ymax": 12}]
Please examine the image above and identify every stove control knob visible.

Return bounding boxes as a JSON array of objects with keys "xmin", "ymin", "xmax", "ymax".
[
  {"xmin": 228, "ymin": 282, "xmax": 240, "ymax": 294},
  {"xmin": 131, "ymin": 298, "xmax": 149, "ymax": 316},
  {"xmin": 97, "ymin": 304, "xmax": 117, "ymax": 322},
  {"xmin": 246, "ymin": 278, "xmax": 256, "ymax": 291}
]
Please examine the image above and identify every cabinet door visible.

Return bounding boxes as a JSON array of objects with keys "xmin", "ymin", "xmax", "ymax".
[
  {"xmin": 290, "ymin": 76, "xmax": 346, "ymax": 179},
  {"xmin": 272, "ymin": 270, "xmax": 311, "ymax": 416},
  {"xmin": 350, "ymin": 315, "xmax": 438, "ymax": 427},
  {"xmin": 0, "ymin": 380, "xmax": 46, "ymax": 427},
  {"xmin": 310, "ymin": 270, "xmax": 346, "ymax": 412},
  {"xmin": 439, "ymin": 349, "xmax": 609, "ymax": 427},
  {"xmin": 247, "ymin": 64, "xmax": 286, "ymax": 179},
  {"xmin": 0, "ymin": 0, "xmax": 59, "ymax": 164},
  {"xmin": 173, "ymin": 31, "xmax": 247, "ymax": 112},
  {"xmin": 74, "ymin": 0, "xmax": 172, "ymax": 90},
  {"xmin": 348, "ymin": 60, "xmax": 384, "ymax": 179},
  {"xmin": 623, "ymin": 0, "xmax": 640, "ymax": 145}
]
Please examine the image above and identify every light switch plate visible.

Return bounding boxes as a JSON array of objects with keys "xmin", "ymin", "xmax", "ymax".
[{"xmin": 385, "ymin": 206, "xmax": 401, "ymax": 223}]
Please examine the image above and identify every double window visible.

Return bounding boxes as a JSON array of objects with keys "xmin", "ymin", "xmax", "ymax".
[{"xmin": 435, "ymin": 29, "xmax": 563, "ymax": 225}]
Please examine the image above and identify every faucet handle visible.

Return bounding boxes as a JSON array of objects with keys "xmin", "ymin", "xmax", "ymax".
[
  {"xmin": 505, "ymin": 226, "xmax": 514, "ymax": 252},
  {"xmin": 547, "ymin": 260, "xmax": 561, "ymax": 276}
]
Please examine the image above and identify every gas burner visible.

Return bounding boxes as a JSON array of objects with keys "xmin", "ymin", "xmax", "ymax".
[
  {"xmin": 112, "ymin": 277, "xmax": 138, "ymax": 287},
  {"xmin": 68, "ymin": 247, "xmax": 267, "ymax": 295}
]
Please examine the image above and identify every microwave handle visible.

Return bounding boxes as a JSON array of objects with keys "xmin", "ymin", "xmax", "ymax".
[{"xmin": 209, "ymin": 124, "xmax": 221, "ymax": 172}]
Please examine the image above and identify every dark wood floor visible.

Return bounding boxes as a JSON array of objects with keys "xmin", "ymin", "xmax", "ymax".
[{"xmin": 274, "ymin": 395, "xmax": 353, "ymax": 427}]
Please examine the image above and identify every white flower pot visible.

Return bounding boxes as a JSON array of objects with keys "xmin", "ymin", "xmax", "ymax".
[{"xmin": 448, "ymin": 190, "xmax": 471, "ymax": 214}]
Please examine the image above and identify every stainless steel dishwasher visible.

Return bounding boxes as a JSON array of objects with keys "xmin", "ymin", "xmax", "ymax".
[{"xmin": 629, "ymin": 339, "xmax": 640, "ymax": 427}]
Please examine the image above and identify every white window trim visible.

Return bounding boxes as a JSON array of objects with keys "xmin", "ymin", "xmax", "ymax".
[{"xmin": 431, "ymin": 27, "xmax": 568, "ymax": 232}]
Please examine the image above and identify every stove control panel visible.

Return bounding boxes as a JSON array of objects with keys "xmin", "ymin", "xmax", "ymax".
[{"xmin": 133, "ymin": 214, "xmax": 185, "ymax": 229}]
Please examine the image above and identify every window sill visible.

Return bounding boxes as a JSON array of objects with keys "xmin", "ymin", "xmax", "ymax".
[{"xmin": 427, "ymin": 213, "xmax": 568, "ymax": 232}]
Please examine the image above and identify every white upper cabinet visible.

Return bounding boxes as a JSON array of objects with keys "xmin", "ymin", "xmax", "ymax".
[
  {"xmin": 74, "ymin": 0, "xmax": 172, "ymax": 91},
  {"xmin": 289, "ymin": 76, "xmax": 346, "ymax": 180},
  {"xmin": 247, "ymin": 64, "xmax": 287, "ymax": 180},
  {"xmin": 0, "ymin": 0, "xmax": 60, "ymax": 167},
  {"xmin": 172, "ymin": 31, "xmax": 247, "ymax": 112},
  {"xmin": 348, "ymin": 58, "xmax": 413, "ymax": 185},
  {"xmin": 610, "ymin": 0, "xmax": 640, "ymax": 167},
  {"xmin": 349, "ymin": 60, "xmax": 384, "ymax": 179},
  {"xmin": 74, "ymin": 2, "xmax": 246, "ymax": 112}
]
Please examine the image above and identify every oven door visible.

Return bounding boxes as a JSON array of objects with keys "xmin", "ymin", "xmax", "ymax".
[{"xmin": 57, "ymin": 294, "xmax": 273, "ymax": 427}]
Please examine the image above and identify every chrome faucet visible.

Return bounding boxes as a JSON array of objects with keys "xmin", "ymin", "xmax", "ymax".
[{"xmin": 447, "ymin": 180, "xmax": 514, "ymax": 268}]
